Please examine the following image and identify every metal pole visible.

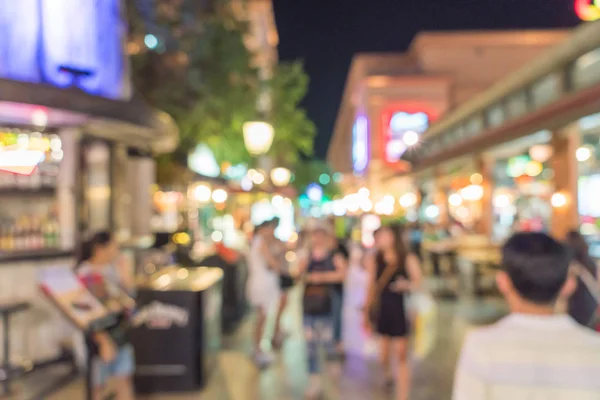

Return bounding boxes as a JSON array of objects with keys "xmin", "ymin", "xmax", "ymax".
[
  {"xmin": 85, "ymin": 336, "xmax": 94, "ymax": 400},
  {"xmin": 1, "ymin": 314, "xmax": 10, "ymax": 395}
]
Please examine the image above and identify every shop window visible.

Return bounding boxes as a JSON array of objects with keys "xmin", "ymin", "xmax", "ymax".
[
  {"xmin": 465, "ymin": 117, "xmax": 483, "ymax": 137},
  {"xmin": 428, "ymin": 139, "xmax": 440, "ymax": 155},
  {"xmin": 78, "ymin": 140, "xmax": 113, "ymax": 235},
  {"xmin": 506, "ymin": 91, "xmax": 528, "ymax": 119},
  {"xmin": 531, "ymin": 73, "xmax": 560, "ymax": 109},
  {"xmin": 487, "ymin": 104, "xmax": 505, "ymax": 128},
  {"xmin": 573, "ymin": 47, "xmax": 600, "ymax": 90}
]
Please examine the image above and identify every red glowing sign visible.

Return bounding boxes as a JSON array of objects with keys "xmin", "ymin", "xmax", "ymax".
[
  {"xmin": 381, "ymin": 105, "xmax": 437, "ymax": 170},
  {"xmin": 575, "ymin": 0, "xmax": 600, "ymax": 21}
]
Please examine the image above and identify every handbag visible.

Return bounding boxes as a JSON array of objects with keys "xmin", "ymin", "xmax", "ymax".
[
  {"xmin": 303, "ymin": 284, "xmax": 332, "ymax": 315},
  {"xmin": 408, "ymin": 291, "xmax": 437, "ymax": 359},
  {"xmin": 368, "ymin": 262, "xmax": 399, "ymax": 325}
]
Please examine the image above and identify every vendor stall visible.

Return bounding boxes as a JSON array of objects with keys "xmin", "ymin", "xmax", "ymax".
[
  {"xmin": 0, "ymin": 2, "xmax": 178, "ymax": 396},
  {"xmin": 132, "ymin": 267, "xmax": 223, "ymax": 393}
]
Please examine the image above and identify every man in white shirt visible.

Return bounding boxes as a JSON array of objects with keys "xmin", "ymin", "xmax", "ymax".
[{"xmin": 453, "ymin": 232, "xmax": 600, "ymax": 400}]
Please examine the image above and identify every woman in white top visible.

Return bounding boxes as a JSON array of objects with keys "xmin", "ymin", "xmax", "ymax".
[{"xmin": 247, "ymin": 218, "xmax": 282, "ymax": 367}]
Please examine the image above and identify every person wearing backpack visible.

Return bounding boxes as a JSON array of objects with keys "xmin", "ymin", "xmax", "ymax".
[{"xmin": 298, "ymin": 221, "xmax": 347, "ymax": 399}]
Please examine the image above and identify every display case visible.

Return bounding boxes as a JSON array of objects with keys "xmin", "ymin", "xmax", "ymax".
[{"xmin": 0, "ymin": 128, "xmax": 67, "ymax": 261}]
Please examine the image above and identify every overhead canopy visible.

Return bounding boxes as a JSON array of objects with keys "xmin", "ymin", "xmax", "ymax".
[{"xmin": 0, "ymin": 78, "xmax": 178, "ymax": 154}]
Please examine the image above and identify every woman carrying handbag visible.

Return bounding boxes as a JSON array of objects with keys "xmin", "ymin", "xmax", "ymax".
[
  {"xmin": 298, "ymin": 221, "xmax": 347, "ymax": 399},
  {"xmin": 363, "ymin": 224, "xmax": 422, "ymax": 400}
]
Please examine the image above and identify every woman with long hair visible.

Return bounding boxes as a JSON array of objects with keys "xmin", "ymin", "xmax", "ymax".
[
  {"xmin": 565, "ymin": 230, "xmax": 599, "ymax": 328},
  {"xmin": 364, "ymin": 224, "xmax": 422, "ymax": 400},
  {"xmin": 77, "ymin": 232, "xmax": 135, "ymax": 400}
]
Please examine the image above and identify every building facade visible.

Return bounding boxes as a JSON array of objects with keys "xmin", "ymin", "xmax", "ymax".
[
  {"xmin": 0, "ymin": 0, "xmax": 178, "ymax": 366},
  {"xmin": 328, "ymin": 29, "xmax": 569, "ymax": 215}
]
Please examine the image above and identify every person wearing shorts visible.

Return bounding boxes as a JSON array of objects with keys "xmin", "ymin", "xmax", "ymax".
[
  {"xmin": 246, "ymin": 219, "xmax": 282, "ymax": 367},
  {"xmin": 77, "ymin": 232, "xmax": 135, "ymax": 400}
]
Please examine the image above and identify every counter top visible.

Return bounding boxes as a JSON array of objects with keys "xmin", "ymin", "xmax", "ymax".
[
  {"xmin": 0, "ymin": 249, "xmax": 74, "ymax": 264},
  {"xmin": 138, "ymin": 266, "xmax": 223, "ymax": 292}
]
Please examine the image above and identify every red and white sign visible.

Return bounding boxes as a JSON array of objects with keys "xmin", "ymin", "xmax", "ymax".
[{"xmin": 381, "ymin": 105, "xmax": 436, "ymax": 170}]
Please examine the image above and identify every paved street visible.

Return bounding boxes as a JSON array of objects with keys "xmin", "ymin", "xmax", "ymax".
[{"xmin": 47, "ymin": 269, "xmax": 508, "ymax": 400}]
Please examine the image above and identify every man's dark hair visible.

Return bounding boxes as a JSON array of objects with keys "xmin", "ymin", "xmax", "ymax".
[{"xmin": 502, "ymin": 232, "xmax": 572, "ymax": 304}]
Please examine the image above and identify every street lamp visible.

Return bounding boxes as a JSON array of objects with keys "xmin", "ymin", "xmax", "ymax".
[
  {"xmin": 243, "ymin": 121, "xmax": 274, "ymax": 155},
  {"xmin": 270, "ymin": 167, "xmax": 291, "ymax": 187}
]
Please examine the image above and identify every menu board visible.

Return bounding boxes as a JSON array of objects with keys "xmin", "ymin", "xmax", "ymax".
[{"xmin": 39, "ymin": 267, "xmax": 107, "ymax": 330}]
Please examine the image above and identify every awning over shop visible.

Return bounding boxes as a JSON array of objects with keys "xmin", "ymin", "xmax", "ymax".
[
  {"xmin": 0, "ymin": 78, "xmax": 178, "ymax": 154},
  {"xmin": 406, "ymin": 20, "xmax": 600, "ymax": 174}
]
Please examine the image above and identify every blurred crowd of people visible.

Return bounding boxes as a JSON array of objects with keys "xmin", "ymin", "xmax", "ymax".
[
  {"xmin": 74, "ymin": 215, "xmax": 600, "ymax": 400},
  {"xmin": 246, "ymin": 215, "xmax": 600, "ymax": 400}
]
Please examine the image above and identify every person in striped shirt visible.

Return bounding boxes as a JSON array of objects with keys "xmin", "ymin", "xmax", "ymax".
[{"xmin": 453, "ymin": 232, "xmax": 600, "ymax": 400}]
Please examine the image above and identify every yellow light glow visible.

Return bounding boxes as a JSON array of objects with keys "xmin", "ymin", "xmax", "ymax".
[
  {"xmin": 270, "ymin": 167, "xmax": 292, "ymax": 187},
  {"xmin": 173, "ymin": 232, "xmax": 191, "ymax": 245},
  {"xmin": 193, "ymin": 184, "xmax": 212, "ymax": 203},
  {"xmin": 212, "ymin": 188, "xmax": 228, "ymax": 204},
  {"xmin": 551, "ymin": 192, "xmax": 567, "ymax": 208},
  {"xmin": 460, "ymin": 185, "xmax": 484, "ymax": 201},
  {"xmin": 525, "ymin": 161, "xmax": 543, "ymax": 177},
  {"xmin": 493, "ymin": 194, "xmax": 511, "ymax": 208},
  {"xmin": 177, "ymin": 268, "xmax": 189, "ymax": 279},
  {"xmin": 470, "ymin": 173, "xmax": 483, "ymax": 185},
  {"xmin": 243, "ymin": 121, "xmax": 274, "ymax": 155},
  {"xmin": 448, "ymin": 193, "xmax": 463, "ymax": 207},
  {"xmin": 576, "ymin": 146, "xmax": 593, "ymax": 162},
  {"xmin": 285, "ymin": 251, "xmax": 297, "ymax": 263},
  {"xmin": 288, "ymin": 232, "xmax": 298, "ymax": 244},
  {"xmin": 399, "ymin": 192, "xmax": 418, "ymax": 208}
]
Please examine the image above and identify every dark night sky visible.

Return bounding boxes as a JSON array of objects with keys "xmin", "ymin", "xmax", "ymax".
[{"xmin": 272, "ymin": 0, "xmax": 581, "ymax": 159}]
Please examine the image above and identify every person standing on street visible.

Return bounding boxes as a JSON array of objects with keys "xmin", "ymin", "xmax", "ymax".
[
  {"xmin": 453, "ymin": 232, "xmax": 600, "ymax": 399},
  {"xmin": 364, "ymin": 224, "xmax": 422, "ymax": 400},
  {"xmin": 565, "ymin": 230, "xmax": 599, "ymax": 329},
  {"xmin": 298, "ymin": 221, "xmax": 348, "ymax": 399},
  {"xmin": 327, "ymin": 217, "xmax": 349, "ymax": 358},
  {"xmin": 246, "ymin": 218, "xmax": 282, "ymax": 368}
]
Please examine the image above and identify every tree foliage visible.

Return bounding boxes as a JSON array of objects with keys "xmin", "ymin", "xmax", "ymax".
[
  {"xmin": 293, "ymin": 159, "xmax": 340, "ymax": 199},
  {"xmin": 125, "ymin": 0, "xmax": 316, "ymax": 176}
]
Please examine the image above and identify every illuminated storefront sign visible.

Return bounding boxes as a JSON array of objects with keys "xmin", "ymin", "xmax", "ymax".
[
  {"xmin": 0, "ymin": 130, "xmax": 61, "ymax": 175},
  {"xmin": 352, "ymin": 116, "xmax": 369, "ymax": 174},
  {"xmin": 575, "ymin": 0, "xmax": 600, "ymax": 21},
  {"xmin": 0, "ymin": 0, "xmax": 129, "ymax": 99},
  {"xmin": 382, "ymin": 110, "xmax": 429, "ymax": 165}
]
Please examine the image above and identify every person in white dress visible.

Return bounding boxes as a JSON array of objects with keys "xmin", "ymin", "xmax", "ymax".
[{"xmin": 247, "ymin": 218, "xmax": 282, "ymax": 367}]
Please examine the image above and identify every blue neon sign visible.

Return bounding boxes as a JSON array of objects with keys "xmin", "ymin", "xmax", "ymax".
[
  {"xmin": 0, "ymin": 0, "xmax": 129, "ymax": 100},
  {"xmin": 352, "ymin": 116, "xmax": 369, "ymax": 174}
]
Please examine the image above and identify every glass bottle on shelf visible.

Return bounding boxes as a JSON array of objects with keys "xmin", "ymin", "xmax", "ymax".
[
  {"xmin": 13, "ymin": 218, "xmax": 23, "ymax": 251},
  {"xmin": 0, "ymin": 222, "xmax": 8, "ymax": 251},
  {"xmin": 5, "ymin": 220, "xmax": 14, "ymax": 251},
  {"xmin": 29, "ymin": 167, "xmax": 42, "ymax": 189},
  {"xmin": 31, "ymin": 217, "xmax": 42, "ymax": 249},
  {"xmin": 21, "ymin": 217, "xmax": 32, "ymax": 250},
  {"xmin": 16, "ymin": 172, "xmax": 29, "ymax": 189}
]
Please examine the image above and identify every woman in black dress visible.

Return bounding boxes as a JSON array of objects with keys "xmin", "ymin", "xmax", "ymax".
[{"xmin": 364, "ymin": 224, "xmax": 422, "ymax": 400}]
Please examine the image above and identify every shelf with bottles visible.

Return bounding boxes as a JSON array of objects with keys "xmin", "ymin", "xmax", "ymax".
[{"xmin": 0, "ymin": 213, "xmax": 62, "ymax": 253}]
